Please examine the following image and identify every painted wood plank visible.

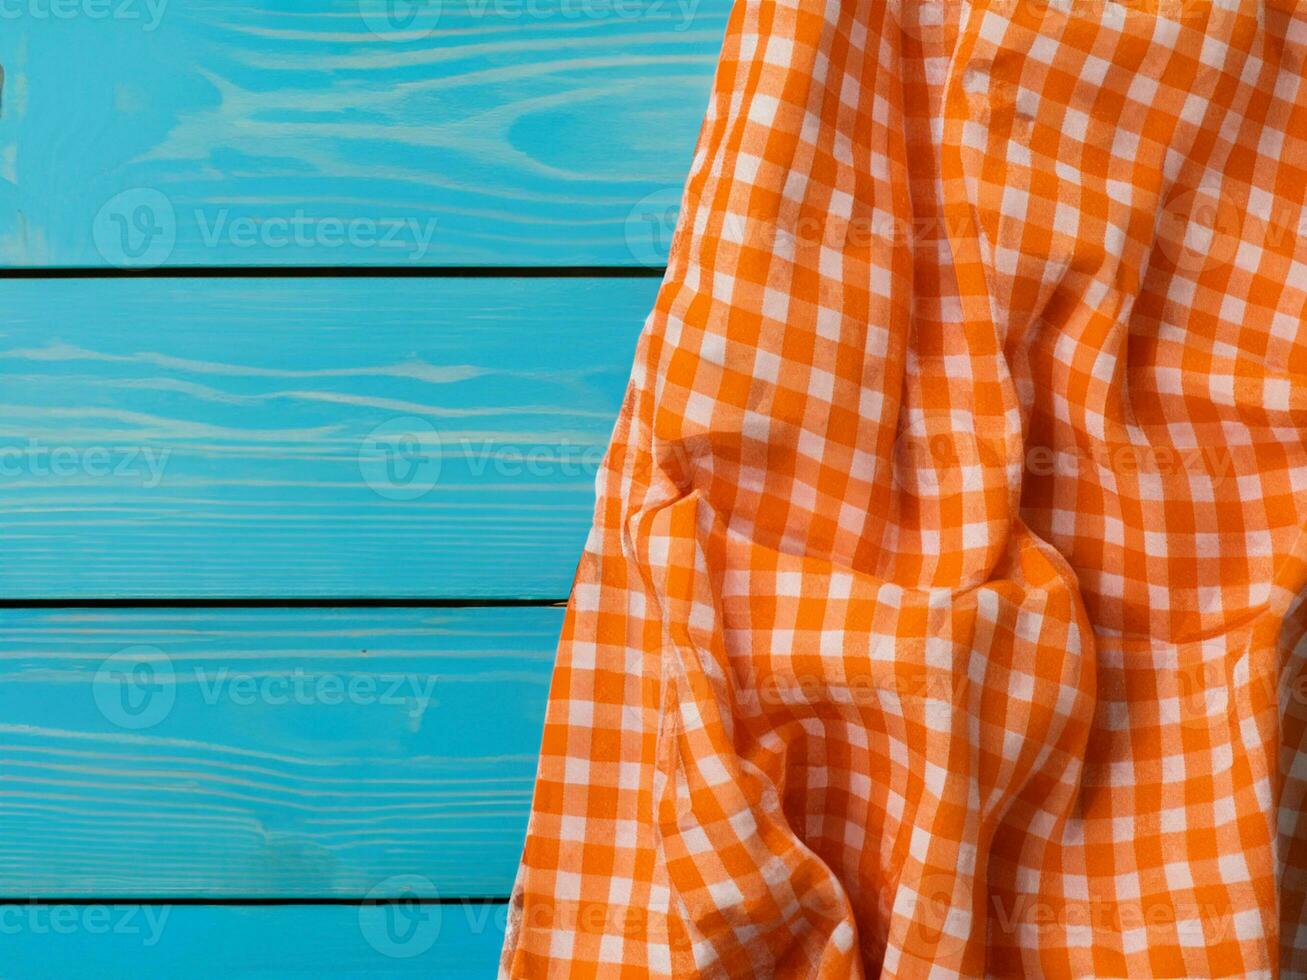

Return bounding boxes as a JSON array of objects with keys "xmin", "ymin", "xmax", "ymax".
[
  {"xmin": 0, "ymin": 276, "xmax": 649, "ymax": 598},
  {"xmin": 0, "ymin": 0, "xmax": 724, "ymax": 268},
  {"xmin": 0, "ymin": 607, "xmax": 557, "ymax": 897},
  {"xmin": 0, "ymin": 903, "xmax": 506, "ymax": 977}
]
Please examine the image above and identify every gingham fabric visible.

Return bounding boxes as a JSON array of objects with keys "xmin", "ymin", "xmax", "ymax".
[{"xmin": 500, "ymin": 0, "xmax": 1307, "ymax": 975}]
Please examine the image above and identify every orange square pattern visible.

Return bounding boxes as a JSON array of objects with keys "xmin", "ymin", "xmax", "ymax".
[{"xmin": 502, "ymin": 1, "xmax": 1307, "ymax": 975}]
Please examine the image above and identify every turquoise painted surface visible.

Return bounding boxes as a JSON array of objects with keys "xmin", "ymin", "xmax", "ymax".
[
  {"xmin": 0, "ymin": 1, "xmax": 712, "ymax": 969},
  {"xmin": 0, "ymin": 607, "xmax": 557, "ymax": 897},
  {"xmin": 0, "ymin": 276, "xmax": 651, "ymax": 598},
  {"xmin": 0, "ymin": 0, "xmax": 723, "ymax": 267},
  {"xmin": 0, "ymin": 903, "xmax": 506, "ymax": 977}
]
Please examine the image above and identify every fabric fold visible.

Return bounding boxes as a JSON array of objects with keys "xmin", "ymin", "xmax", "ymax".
[{"xmin": 501, "ymin": 0, "xmax": 1307, "ymax": 975}]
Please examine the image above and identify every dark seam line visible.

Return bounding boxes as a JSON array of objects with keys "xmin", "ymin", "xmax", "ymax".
[
  {"xmin": 0, "ymin": 897, "xmax": 508, "ymax": 906},
  {"xmin": 0, "ymin": 265, "xmax": 666, "ymax": 280},
  {"xmin": 0, "ymin": 598, "xmax": 568, "ymax": 609}
]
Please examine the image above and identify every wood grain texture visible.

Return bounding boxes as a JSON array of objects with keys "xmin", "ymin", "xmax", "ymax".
[
  {"xmin": 0, "ymin": 607, "xmax": 558, "ymax": 898},
  {"xmin": 0, "ymin": 902, "xmax": 506, "ymax": 977},
  {"xmin": 0, "ymin": 276, "xmax": 650, "ymax": 598},
  {"xmin": 0, "ymin": 0, "xmax": 725, "ymax": 267}
]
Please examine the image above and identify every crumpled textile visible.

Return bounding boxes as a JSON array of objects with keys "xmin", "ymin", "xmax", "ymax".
[{"xmin": 500, "ymin": 0, "xmax": 1307, "ymax": 975}]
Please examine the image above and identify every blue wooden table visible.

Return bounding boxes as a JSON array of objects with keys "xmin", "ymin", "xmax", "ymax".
[{"xmin": 0, "ymin": 1, "xmax": 727, "ymax": 972}]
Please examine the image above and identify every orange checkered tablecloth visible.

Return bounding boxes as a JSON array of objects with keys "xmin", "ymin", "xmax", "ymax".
[{"xmin": 501, "ymin": 1, "xmax": 1307, "ymax": 975}]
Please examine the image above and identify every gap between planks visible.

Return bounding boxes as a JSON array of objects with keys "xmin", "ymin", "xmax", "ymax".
[
  {"xmin": 0, "ymin": 265, "xmax": 668, "ymax": 280},
  {"xmin": 0, "ymin": 898, "xmax": 508, "ymax": 906},
  {"xmin": 0, "ymin": 598, "xmax": 569, "ymax": 608}
]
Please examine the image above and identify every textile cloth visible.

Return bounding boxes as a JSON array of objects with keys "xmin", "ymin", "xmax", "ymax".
[{"xmin": 501, "ymin": 1, "xmax": 1307, "ymax": 975}]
